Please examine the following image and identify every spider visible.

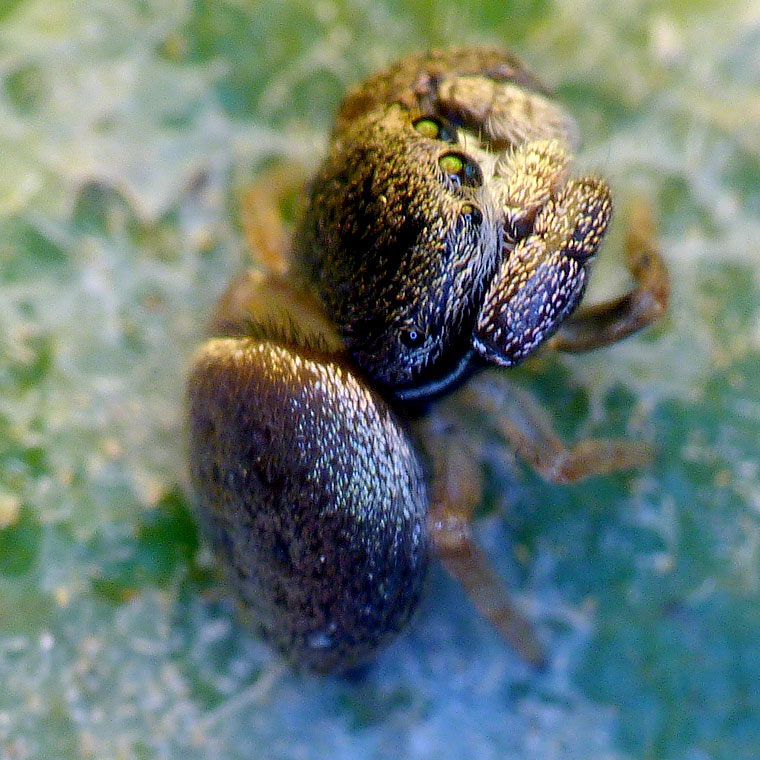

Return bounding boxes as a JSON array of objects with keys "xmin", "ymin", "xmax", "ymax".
[{"xmin": 187, "ymin": 48, "xmax": 669, "ymax": 673}]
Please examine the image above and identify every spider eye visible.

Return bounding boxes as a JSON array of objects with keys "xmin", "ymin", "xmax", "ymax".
[
  {"xmin": 413, "ymin": 117, "xmax": 454, "ymax": 142},
  {"xmin": 400, "ymin": 327, "xmax": 425, "ymax": 349},
  {"xmin": 438, "ymin": 152, "xmax": 482, "ymax": 188},
  {"xmin": 413, "ymin": 118, "xmax": 441, "ymax": 139},
  {"xmin": 461, "ymin": 203, "xmax": 483, "ymax": 225}
]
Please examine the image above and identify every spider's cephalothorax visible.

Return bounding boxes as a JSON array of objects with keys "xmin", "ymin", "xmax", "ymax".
[
  {"xmin": 188, "ymin": 48, "xmax": 668, "ymax": 672},
  {"xmin": 298, "ymin": 48, "xmax": 609, "ymax": 399}
]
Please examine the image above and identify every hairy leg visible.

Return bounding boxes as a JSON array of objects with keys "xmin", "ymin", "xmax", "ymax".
[
  {"xmin": 459, "ymin": 373, "xmax": 652, "ymax": 483},
  {"xmin": 549, "ymin": 199, "xmax": 670, "ymax": 353},
  {"xmin": 239, "ymin": 163, "xmax": 307, "ymax": 275},
  {"xmin": 208, "ymin": 267, "xmax": 343, "ymax": 351},
  {"xmin": 420, "ymin": 413, "xmax": 546, "ymax": 666},
  {"xmin": 209, "ymin": 164, "xmax": 341, "ymax": 347}
]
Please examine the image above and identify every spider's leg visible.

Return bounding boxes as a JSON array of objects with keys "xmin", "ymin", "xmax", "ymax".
[
  {"xmin": 460, "ymin": 374, "xmax": 652, "ymax": 483},
  {"xmin": 209, "ymin": 167, "xmax": 342, "ymax": 348},
  {"xmin": 548, "ymin": 199, "xmax": 669, "ymax": 353},
  {"xmin": 240, "ymin": 163, "xmax": 307, "ymax": 275},
  {"xmin": 473, "ymin": 177, "xmax": 612, "ymax": 367},
  {"xmin": 210, "ymin": 164, "xmax": 323, "ymax": 339},
  {"xmin": 421, "ymin": 413, "xmax": 546, "ymax": 666}
]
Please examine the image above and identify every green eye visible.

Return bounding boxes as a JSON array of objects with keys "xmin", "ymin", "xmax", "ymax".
[
  {"xmin": 461, "ymin": 203, "xmax": 483, "ymax": 225},
  {"xmin": 438, "ymin": 152, "xmax": 483, "ymax": 188},
  {"xmin": 439, "ymin": 153, "xmax": 463, "ymax": 174},
  {"xmin": 413, "ymin": 118, "xmax": 441, "ymax": 139}
]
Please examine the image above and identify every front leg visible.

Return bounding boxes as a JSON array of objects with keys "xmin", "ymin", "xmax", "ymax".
[
  {"xmin": 460, "ymin": 374, "xmax": 652, "ymax": 483},
  {"xmin": 548, "ymin": 199, "xmax": 670, "ymax": 352},
  {"xmin": 473, "ymin": 174, "xmax": 612, "ymax": 367}
]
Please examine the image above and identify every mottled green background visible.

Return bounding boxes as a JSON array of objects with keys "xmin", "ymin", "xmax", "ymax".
[{"xmin": 1, "ymin": 0, "xmax": 759, "ymax": 758}]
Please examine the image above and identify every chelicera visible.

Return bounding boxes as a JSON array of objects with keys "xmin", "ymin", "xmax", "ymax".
[{"xmin": 187, "ymin": 48, "xmax": 669, "ymax": 673}]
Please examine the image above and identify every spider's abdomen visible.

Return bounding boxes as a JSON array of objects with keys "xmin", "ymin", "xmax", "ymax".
[{"xmin": 188, "ymin": 338, "xmax": 429, "ymax": 672}]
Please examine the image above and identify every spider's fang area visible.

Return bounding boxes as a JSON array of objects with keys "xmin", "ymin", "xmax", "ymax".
[{"xmin": 473, "ymin": 177, "xmax": 612, "ymax": 366}]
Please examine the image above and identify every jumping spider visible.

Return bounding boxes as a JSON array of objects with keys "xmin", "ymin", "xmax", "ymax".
[{"xmin": 188, "ymin": 48, "xmax": 669, "ymax": 673}]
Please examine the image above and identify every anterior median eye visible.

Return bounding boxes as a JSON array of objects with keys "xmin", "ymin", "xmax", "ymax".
[{"xmin": 438, "ymin": 152, "xmax": 482, "ymax": 188}]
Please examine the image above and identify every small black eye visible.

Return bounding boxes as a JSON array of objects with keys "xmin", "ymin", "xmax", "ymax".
[
  {"xmin": 461, "ymin": 203, "xmax": 483, "ymax": 226},
  {"xmin": 508, "ymin": 217, "xmax": 533, "ymax": 241},
  {"xmin": 400, "ymin": 327, "xmax": 425, "ymax": 349},
  {"xmin": 438, "ymin": 152, "xmax": 482, "ymax": 188}
]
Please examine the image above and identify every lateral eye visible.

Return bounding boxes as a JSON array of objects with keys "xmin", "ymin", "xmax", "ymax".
[
  {"xmin": 461, "ymin": 203, "xmax": 483, "ymax": 226},
  {"xmin": 438, "ymin": 152, "xmax": 482, "ymax": 188},
  {"xmin": 412, "ymin": 117, "xmax": 454, "ymax": 142},
  {"xmin": 400, "ymin": 326, "xmax": 425, "ymax": 349},
  {"xmin": 413, "ymin": 118, "xmax": 441, "ymax": 139}
]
